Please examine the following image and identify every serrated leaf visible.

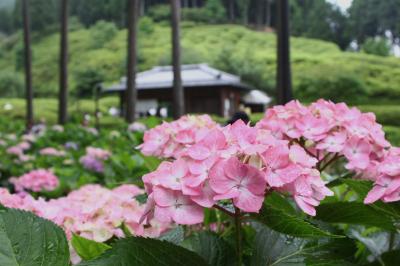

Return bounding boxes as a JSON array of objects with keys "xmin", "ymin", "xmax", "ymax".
[
  {"xmin": 71, "ymin": 234, "xmax": 111, "ymax": 261},
  {"xmin": 252, "ymin": 202, "xmax": 342, "ymax": 238},
  {"xmin": 159, "ymin": 226, "xmax": 184, "ymax": 245},
  {"xmin": 366, "ymin": 249, "xmax": 400, "ymax": 266},
  {"xmin": 78, "ymin": 236, "xmax": 208, "ymax": 266},
  {"xmin": 265, "ymin": 192, "xmax": 297, "ymax": 215},
  {"xmin": 0, "ymin": 208, "xmax": 70, "ymax": 266},
  {"xmin": 250, "ymin": 223, "xmax": 357, "ymax": 266},
  {"xmin": 343, "ymin": 179, "xmax": 400, "ymax": 219},
  {"xmin": 182, "ymin": 231, "xmax": 235, "ymax": 266},
  {"xmin": 315, "ymin": 202, "xmax": 396, "ymax": 231}
]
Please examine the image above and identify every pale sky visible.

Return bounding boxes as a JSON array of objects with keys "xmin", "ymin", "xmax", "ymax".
[{"xmin": 327, "ymin": 0, "xmax": 353, "ymax": 11}]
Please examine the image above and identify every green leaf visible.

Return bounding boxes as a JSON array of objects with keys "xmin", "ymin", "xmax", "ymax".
[
  {"xmin": 78, "ymin": 236, "xmax": 208, "ymax": 266},
  {"xmin": 366, "ymin": 250, "xmax": 400, "ymax": 266},
  {"xmin": 142, "ymin": 155, "xmax": 161, "ymax": 171},
  {"xmin": 316, "ymin": 202, "xmax": 396, "ymax": 231},
  {"xmin": 182, "ymin": 231, "xmax": 235, "ymax": 266},
  {"xmin": 71, "ymin": 234, "xmax": 111, "ymax": 261},
  {"xmin": 265, "ymin": 192, "xmax": 297, "ymax": 215},
  {"xmin": 159, "ymin": 226, "xmax": 184, "ymax": 245},
  {"xmin": 252, "ymin": 202, "xmax": 342, "ymax": 238},
  {"xmin": 0, "ymin": 208, "xmax": 70, "ymax": 266},
  {"xmin": 343, "ymin": 179, "xmax": 400, "ymax": 219},
  {"xmin": 250, "ymin": 223, "xmax": 356, "ymax": 266}
]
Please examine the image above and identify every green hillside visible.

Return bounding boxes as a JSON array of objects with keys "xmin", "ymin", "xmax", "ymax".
[{"xmin": 1, "ymin": 21, "xmax": 400, "ymax": 104}]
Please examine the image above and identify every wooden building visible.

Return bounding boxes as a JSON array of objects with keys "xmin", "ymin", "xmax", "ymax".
[{"xmin": 103, "ymin": 64, "xmax": 255, "ymax": 117}]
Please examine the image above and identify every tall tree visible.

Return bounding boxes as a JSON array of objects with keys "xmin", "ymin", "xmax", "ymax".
[
  {"xmin": 21, "ymin": 0, "xmax": 33, "ymax": 130},
  {"xmin": 58, "ymin": 0, "xmax": 69, "ymax": 124},
  {"xmin": 276, "ymin": 0, "xmax": 292, "ymax": 104},
  {"xmin": 171, "ymin": 0, "xmax": 184, "ymax": 118},
  {"xmin": 125, "ymin": 0, "xmax": 139, "ymax": 123}
]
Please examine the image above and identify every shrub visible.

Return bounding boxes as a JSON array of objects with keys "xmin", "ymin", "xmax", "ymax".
[
  {"xmin": 358, "ymin": 105, "xmax": 400, "ymax": 127},
  {"xmin": 0, "ymin": 71, "xmax": 24, "ymax": 97},
  {"xmin": 361, "ymin": 37, "xmax": 391, "ymax": 57},
  {"xmin": 139, "ymin": 16, "xmax": 155, "ymax": 35},
  {"xmin": 74, "ymin": 68, "xmax": 104, "ymax": 98},
  {"xmin": 147, "ymin": 4, "xmax": 170, "ymax": 22},
  {"xmin": 295, "ymin": 69, "xmax": 368, "ymax": 104},
  {"xmin": 90, "ymin": 20, "xmax": 118, "ymax": 49}
]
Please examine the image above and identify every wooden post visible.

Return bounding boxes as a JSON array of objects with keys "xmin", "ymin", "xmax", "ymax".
[
  {"xmin": 171, "ymin": 0, "xmax": 184, "ymax": 119},
  {"xmin": 125, "ymin": 0, "xmax": 139, "ymax": 123},
  {"xmin": 59, "ymin": 0, "xmax": 69, "ymax": 124},
  {"xmin": 22, "ymin": 0, "xmax": 33, "ymax": 130},
  {"xmin": 276, "ymin": 0, "xmax": 293, "ymax": 104}
]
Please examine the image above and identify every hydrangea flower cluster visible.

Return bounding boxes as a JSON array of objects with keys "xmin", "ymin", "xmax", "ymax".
[
  {"xmin": 138, "ymin": 115, "xmax": 218, "ymax": 158},
  {"xmin": 139, "ymin": 100, "xmax": 396, "ymax": 224},
  {"xmin": 10, "ymin": 169, "xmax": 60, "ymax": 193},
  {"xmin": 365, "ymin": 147, "xmax": 400, "ymax": 203},
  {"xmin": 79, "ymin": 147, "xmax": 111, "ymax": 173},
  {"xmin": 40, "ymin": 147, "xmax": 66, "ymax": 157},
  {"xmin": 128, "ymin": 122, "xmax": 147, "ymax": 132},
  {"xmin": 256, "ymin": 99, "xmax": 389, "ymax": 174},
  {"xmin": 0, "ymin": 184, "xmax": 168, "ymax": 241}
]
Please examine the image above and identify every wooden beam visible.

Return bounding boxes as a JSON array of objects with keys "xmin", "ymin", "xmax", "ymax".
[
  {"xmin": 276, "ymin": 0, "xmax": 293, "ymax": 104},
  {"xmin": 22, "ymin": 0, "xmax": 33, "ymax": 130}
]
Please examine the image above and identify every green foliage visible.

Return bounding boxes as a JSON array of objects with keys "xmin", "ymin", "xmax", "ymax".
[
  {"xmin": 252, "ymin": 193, "xmax": 342, "ymax": 238},
  {"xmin": 77, "ymin": 237, "xmax": 208, "ymax": 266},
  {"xmin": 250, "ymin": 223, "xmax": 357, "ymax": 266},
  {"xmin": 139, "ymin": 16, "xmax": 155, "ymax": 35},
  {"xmin": 316, "ymin": 202, "xmax": 397, "ymax": 231},
  {"xmin": 295, "ymin": 68, "xmax": 368, "ymax": 104},
  {"xmin": 1, "ymin": 24, "xmax": 400, "ymax": 102},
  {"xmin": 0, "ymin": 71, "xmax": 24, "ymax": 97},
  {"xmin": 71, "ymin": 234, "xmax": 111, "ymax": 261},
  {"xmin": 362, "ymin": 37, "xmax": 391, "ymax": 56},
  {"xmin": 147, "ymin": 4, "xmax": 171, "ymax": 23},
  {"xmin": 203, "ymin": 0, "xmax": 227, "ymax": 23},
  {"xmin": 74, "ymin": 67, "xmax": 104, "ymax": 98},
  {"xmin": 182, "ymin": 232, "xmax": 235, "ymax": 266},
  {"xmin": 0, "ymin": 207, "xmax": 70, "ymax": 266},
  {"xmin": 89, "ymin": 20, "xmax": 118, "ymax": 49}
]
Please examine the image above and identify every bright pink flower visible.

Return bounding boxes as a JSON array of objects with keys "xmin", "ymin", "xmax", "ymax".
[{"xmin": 209, "ymin": 157, "xmax": 266, "ymax": 212}]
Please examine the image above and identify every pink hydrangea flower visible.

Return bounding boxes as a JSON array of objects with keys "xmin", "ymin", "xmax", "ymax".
[
  {"xmin": 80, "ymin": 147, "xmax": 111, "ymax": 173},
  {"xmin": 10, "ymin": 169, "xmax": 59, "ymax": 192},
  {"xmin": 210, "ymin": 157, "xmax": 266, "ymax": 212},
  {"xmin": 40, "ymin": 147, "xmax": 66, "ymax": 157}
]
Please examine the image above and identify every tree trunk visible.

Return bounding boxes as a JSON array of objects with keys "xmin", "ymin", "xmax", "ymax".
[
  {"xmin": 276, "ymin": 0, "xmax": 292, "ymax": 104},
  {"xmin": 256, "ymin": 0, "xmax": 264, "ymax": 29},
  {"xmin": 22, "ymin": 0, "xmax": 33, "ymax": 130},
  {"xmin": 58, "ymin": 0, "xmax": 69, "ymax": 124},
  {"xmin": 228, "ymin": 0, "xmax": 235, "ymax": 22},
  {"xmin": 265, "ymin": 0, "xmax": 271, "ymax": 26},
  {"xmin": 125, "ymin": 0, "xmax": 139, "ymax": 123},
  {"xmin": 171, "ymin": 0, "xmax": 184, "ymax": 118}
]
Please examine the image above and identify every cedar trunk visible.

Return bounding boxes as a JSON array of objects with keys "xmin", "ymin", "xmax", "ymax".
[
  {"xmin": 22, "ymin": 0, "xmax": 33, "ymax": 130},
  {"xmin": 59, "ymin": 0, "xmax": 69, "ymax": 124},
  {"xmin": 171, "ymin": 0, "xmax": 184, "ymax": 118},
  {"xmin": 125, "ymin": 0, "xmax": 139, "ymax": 123},
  {"xmin": 276, "ymin": 0, "xmax": 292, "ymax": 104}
]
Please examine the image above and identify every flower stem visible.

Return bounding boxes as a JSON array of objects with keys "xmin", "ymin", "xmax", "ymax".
[{"xmin": 234, "ymin": 206, "xmax": 242, "ymax": 266}]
